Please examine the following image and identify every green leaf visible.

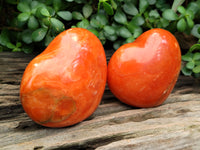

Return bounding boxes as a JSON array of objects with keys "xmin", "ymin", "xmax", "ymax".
[
  {"xmin": 119, "ymin": 27, "xmax": 132, "ymax": 38},
  {"xmin": 189, "ymin": 44, "xmax": 200, "ymax": 52},
  {"xmin": 127, "ymin": 23, "xmax": 135, "ymax": 33},
  {"xmin": 103, "ymin": 2, "xmax": 114, "ymax": 15},
  {"xmin": 72, "ymin": 11, "xmax": 84, "ymax": 20},
  {"xmin": 103, "ymin": 26, "xmax": 115, "ymax": 35},
  {"xmin": 139, "ymin": 0, "xmax": 148, "ymax": 14},
  {"xmin": 31, "ymin": 2, "xmax": 45, "ymax": 15},
  {"xmin": 186, "ymin": 61, "xmax": 195, "ymax": 69},
  {"xmin": 104, "ymin": 33, "xmax": 117, "ymax": 41},
  {"xmin": 12, "ymin": 47, "xmax": 22, "ymax": 52},
  {"xmin": 16, "ymin": 42, "xmax": 22, "ymax": 48},
  {"xmin": 22, "ymin": 30, "xmax": 32, "ymax": 44},
  {"xmin": 123, "ymin": 2, "xmax": 138, "ymax": 16},
  {"xmin": 114, "ymin": 10, "xmax": 127, "ymax": 24},
  {"xmin": 193, "ymin": 53, "xmax": 200, "ymax": 61},
  {"xmin": 30, "ymin": 1, "xmax": 40, "ymax": 9},
  {"xmin": 187, "ymin": 2, "xmax": 200, "ymax": 15},
  {"xmin": 129, "ymin": 15, "xmax": 145, "ymax": 26},
  {"xmin": 193, "ymin": 65, "xmax": 200, "ymax": 73},
  {"xmin": 18, "ymin": 12, "xmax": 30, "ymax": 22},
  {"xmin": 32, "ymin": 28, "xmax": 48, "ymax": 42},
  {"xmin": 22, "ymin": 46, "xmax": 33, "ymax": 54},
  {"xmin": 96, "ymin": 13, "xmax": 108, "ymax": 25},
  {"xmin": 53, "ymin": 0, "xmax": 62, "ymax": 12},
  {"xmin": 110, "ymin": 0, "xmax": 117, "ymax": 9},
  {"xmin": 126, "ymin": 36, "xmax": 135, "ymax": 43},
  {"xmin": 177, "ymin": 18, "xmax": 186, "ymax": 32},
  {"xmin": 177, "ymin": 6, "xmax": 186, "ymax": 15},
  {"xmin": 30, "ymin": 1, "xmax": 40, "ymax": 10},
  {"xmin": 57, "ymin": 11, "xmax": 72, "ymax": 21},
  {"xmin": 171, "ymin": 0, "xmax": 185, "ymax": 12},
  {"xmin": 47, "ymin": 6, "xmax": 56, "ymax": 16},
  {"xmin": 160, "ymin": 18, "xmax": 169, "ymax": 28},
  {"xmin": 98, "ymin": 31, "xmax": 106, "ymax": 45},
  {"xmin": 28, "ymin": 16, "xmax": 39, "ymax": 29},
  {"xmin": 45, "ymin": 35, "xmax": 54, "ymax": 46},
  {"xmin": 195, "ymin": 60, "xmax": 200, "ymax": 66},
  {"xmin": 182, "ymin": 53, "xmax": 193, "ymax": 61},
  {"xmin": 113, "ymin": 40, "xmax": 122, "ymax": 50},
  {"xmin": 90, "ymin": 18, "xmax": 102, "ymax": 28},
  {"xmin": 83, "ymin": 4, "xmax": 93, "ymax": 18},
  {"xmin": 127, "ymin": 24, "xmax": 143, "ymax": 38},
  {"xmin": 77, "ymin": 19, "xmax": 90, "ymax": 28},
  {"xmin": 181, "ymin": 66, "xmax": 192, "ymax": 76},
  {"xmin": 191, "ymin": 24, "xmax": 200, "ymax": 38},
  {"xmin": 88, "ymin": 29, "xmax": 99, "ymax": 37},
  {"xmin": 41, "ymin": 18, "xmax": 51, "ymax": 27},
  {"xmin": 6, "ymin": 42, "xmax": 16, "ymax": 49},
  {"xmin": 17, "ymin": 2, "xmax": 30, "ymax": 13},
  {"xmin": 40, "ymin": 7, "xmax": 50, "ymax": 17},
  {"xmin": 133, "ymin": 26, "xmax": 143, "ymax": 38},
  {"xmin": 162, "ymin": 9, "xmax": 178, "ymax": 21},
  {"xmin": 156, "ymin": 0, "xmax": 170, "ymax": 11},
  {"xmin": 148, "ymin": 0, "xmax": 156, "ymax": 5},
  {"xmin": 50, "ymin": 18, "xmax": 65, "ymax": 33},
  {"xmin": 149, "ymin": 10, "xmax": 160, "ymax": 18},
  {"xmin": 148, "ymin": 17, "xmax": 156, "ymax": 23},
  {"xmin": 36, "ymin": 7, "xmax": 46, "ymax": 18},
  {"xmin": 66, "ymin": 0, "xmax": 74, "ymax": 2},
  {"xmin": 186, "ymin": 16, "xmax": 194, "ymax": 28},
  {"xmin": 186, "ymin": 9, "xmax": 194, "ymax": 20}
]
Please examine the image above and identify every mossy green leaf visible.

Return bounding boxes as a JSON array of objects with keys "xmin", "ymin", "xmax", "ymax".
[
  {"xmin": 18, "ymin": 12, "xmax": 30, "ymax": 22},
  {"xmin": 32, "ymin": 28, "xmax": 48, "ymax": 42},
  {"xmin": 83, "ymin": 4, "xmax": 93, "ymax": 18},
  {"xmin": 50, "ymin": 18, "xmax": 65, "ymax": 33},
  {"xmin": 193, "ymin": 65, "xmax": 200, "ymax": 73},
  {"xmin": 57, "ymin": 11, "xmax": 72, "ymax": 21},
  {"xmin": 177, "ymin": 18, "xmax": 186, "ymax": 32},
  {"xmin": 162, "ymin": 9, "xmax": 178, "ymax": 21},
  {"xmin": 103, "ymin": 2, "xmax": 114, "ymax": 15},
  {"xmin": 28, "ymin": 16, "xmax": 39, "ymax": 29},
  {"xmin": 114, "ymin": 10, "xmax": 127, "ymax": 24},
  {"xmin": 123, "ymin": 2, "xmax": 138, "ymax": 16}
]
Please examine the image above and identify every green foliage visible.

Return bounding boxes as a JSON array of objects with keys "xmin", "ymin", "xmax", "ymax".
[
  {"xmin": 181, "ymin": 1, "xmax": 200, "ymax": 79},
  {"xmin": 0, "ymin": 0, "xmax": 200, "ymax": 53},
  {"xmin": 182, "ymin": 31, "xmax": 200, "ymax": 78}
]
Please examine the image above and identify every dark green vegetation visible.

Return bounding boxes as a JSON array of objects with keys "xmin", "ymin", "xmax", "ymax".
[{"xmin": 0, "ymin": 0, "xmax": 200, "ymax": 77}]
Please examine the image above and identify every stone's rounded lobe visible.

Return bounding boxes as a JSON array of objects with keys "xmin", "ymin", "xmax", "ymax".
[
  {"xmin": 21, "ymin": 88, "xmax": 76, "ymax": 124},
  {"xmin": 20, "ymin": 28, "xmax": 107, "ymax": 127},
  {"xmin": 107, "ymin": 28, "xmax": 181, "ymax": 108}
]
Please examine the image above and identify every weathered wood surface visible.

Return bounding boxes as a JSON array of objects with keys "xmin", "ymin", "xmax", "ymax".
[{"xmin": 0, "ymin": 51, "xmax": 200, "ymax": 150}]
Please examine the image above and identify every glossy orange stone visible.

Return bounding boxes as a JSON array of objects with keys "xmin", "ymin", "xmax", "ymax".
[
  {"xmin": 20, "ymin": 28, "xmax": 107, "ymax": 127},
  {"xmin": 107, "ymin": 28, "xmax": 181, "ymax": 108}
]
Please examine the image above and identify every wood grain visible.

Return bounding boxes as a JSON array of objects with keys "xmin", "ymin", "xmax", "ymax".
[{"xmin": 0, "ymin": 51, "xmax": 200, "ymax": 150}]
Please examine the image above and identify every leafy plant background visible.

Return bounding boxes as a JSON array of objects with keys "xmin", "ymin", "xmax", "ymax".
[{"xmin": 0, "ymin": 0, "xmax": 200, "ymax": 77}]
